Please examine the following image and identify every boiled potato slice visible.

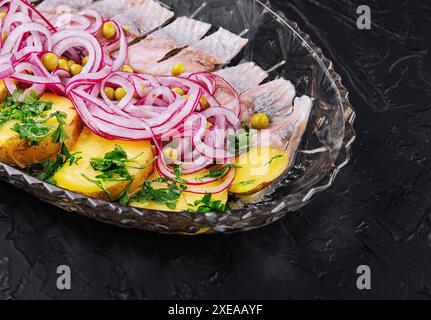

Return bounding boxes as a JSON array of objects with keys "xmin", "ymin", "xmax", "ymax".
[
  {"xmin": 0, "ymin": 93, "xmax": 82, "ymax": 168},
  {"xmin": 0, "ymin": 81, "xmax": 6, "ymax": 101},
  {"xmin": 130, "ymin": 171, "xmax": 228, "ymax": 212},
  {"xmin": 54, "ymin": 127, "xmax": 155, "ymax": 201},
  {"xmin": 229, "ymin": 146, "xmax": 289, "ymax": 195}
]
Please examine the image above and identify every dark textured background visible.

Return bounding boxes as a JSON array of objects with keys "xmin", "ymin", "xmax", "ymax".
[{"xmin": 1, "ymin": 0, "xmax": 431, "ymax": 300}]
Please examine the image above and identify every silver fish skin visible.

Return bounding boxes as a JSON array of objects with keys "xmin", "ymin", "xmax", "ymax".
[
  {"xmin": 144, "ymin": 28, "xmax": 248, "ymax": 75},
  {"xmin": 37, "ymin": 0, "xmax": 94, "ymax": 13},
  {"xmin": 127, "ymin": 17, "xmax": 211, "ymax": 72},
  {"xmin": 87, "ymin": 0, "xmax": 147, "ymax": 19},
  {"xmin": 210, "ymin": 62, "xmax": 268, "ymax": 114},
  {"xmin": 112, "ymin": 0, "xmax": 174, "ymax": 40},
  {"xmin": 214, "ymin": 62, "xmax": 268, "ymax": 93},
  {"xmin": 240, "ymin": 78, "xmax": 296, "ymax": 122},
  {"xmin": 275, "ymin": 95, "xmax": 313, "ymax": 158},
  {"xmin": 241, "ymin": 79, "xmax": 312, "ymax": 155}
]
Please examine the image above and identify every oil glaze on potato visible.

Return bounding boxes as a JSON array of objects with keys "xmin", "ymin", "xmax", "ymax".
[
  {"xmin": 229, "ymin": 147, "xmax": 289, "ymax": 195},
  {"xmin": 54, "ymin": 127, "xmax": 155, "ymax": 201},
  {"xmin": 130, "ymin": 171, "xmax": 228, "ymax": 212},
  {"xmin": 0, "ymin": 93, "xmax": 82, "ymax": 168}
]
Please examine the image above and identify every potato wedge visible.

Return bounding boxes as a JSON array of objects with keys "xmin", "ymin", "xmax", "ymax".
[
  {"xmin": 0, "ymin": 93, "xmax": 82, "ymax": 168},
  {"xmin": 54, "ymin": 127, "xmax": 155, "ymax": 201},
  {"xmin": 229, "ymin": 146, "xmax": 289, "ymax": 195},
  {"xmin": 130, "ymin": 171, "xmax": 228, "ymax": 212}
]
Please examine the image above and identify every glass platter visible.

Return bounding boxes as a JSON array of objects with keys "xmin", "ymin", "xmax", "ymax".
[{"xmin": 0, "ymin": 0, "xmax": 356, "ymax": 234}]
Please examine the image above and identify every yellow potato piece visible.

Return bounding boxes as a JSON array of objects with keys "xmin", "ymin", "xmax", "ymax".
[
  {"xmin": 54, "ymin": 127, "xmax": 155, "ymax": 201},
  {"xmin": 0, "ymin": 81, "xmax": 7, "ymax": 101},
  {"xmin": 229, "ymin": 147, "xmax": 289, "ymax": 195},
  {"xmin": 0, "ymin": 93, "xmax": 82, "ymax": 168},
  {"xmin": 130, "ymin": 170, "xmax": 228, "ymax": 212}
]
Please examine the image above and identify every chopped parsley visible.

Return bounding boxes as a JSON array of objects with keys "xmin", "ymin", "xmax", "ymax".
[
  {"xmin": 82, "ymin": 145, "xmax": 157, "ymax": 200},
  {"xmin": 265, "ymin": 154, "xmax": 284, "ymax": 166},
  {"xmin": 198, "ymin": 164, "xmax": 241, "ymax": 181},
  {"xmin": 227, "ymin": 122, "xmax": 250, "ymax": 156},
  {"xmin": 89, "ymin": 145, "xmax": 155, "ymax": 182},
  {"xmin": 26, "ymin": 144, "xmax": 82, "ymax": 185},
  {"xmin": 188, "ymin": 193, "xmax": 227, "ymax": 213},
  {"xmin": 61, "ymin": 143, "xmax": 82, "ymax": 166},
  {"xmin": 242, "ymin": 120, "xmax": 250, "ymax": 132},
  {"xmin": 12, "ymin": 118, "xmax": 52, "ymax": 144},
  {"xmin": 0, "ymin": 90, "xmax": 52, "ymax": 125},
  {"xmin": 50, "ymin": 111, "xmax": 69, "ymax": 143},
  {"xmin": 173, "ymin": 164, "xmax": 182, "ymax": 180},
  {"xmin": 118, "ymin": 181, "xmax": 133, "ymax": 206},
  {"xmin": 130, "ymin": 179, "xmax": 187, "ymax": 210},
  {"xmin": 1, "ymin": 90, "xmax": 69, "ymax": 145},
  {"xmin": 82, "ymin": 173, "xmax": 113, "ymax": 199},
  {"xmin": 231, "ymin": 180, "xmax": 256, "ymax": 187}
]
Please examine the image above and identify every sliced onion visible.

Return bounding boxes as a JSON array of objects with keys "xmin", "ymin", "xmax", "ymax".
[{"xmin": 1, "ymin": 22, "xmax": 52, "ymax": 55}]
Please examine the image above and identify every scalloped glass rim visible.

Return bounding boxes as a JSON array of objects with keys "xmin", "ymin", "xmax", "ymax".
[{"xmin": 0, "ymin": 0, "xmax": 356, "ymax": 234}]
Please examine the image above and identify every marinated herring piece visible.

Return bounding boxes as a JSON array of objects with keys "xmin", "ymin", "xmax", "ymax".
[
  {"xmin": 144, "ymin": 28, "xmax": 249, "ymax": 75},
  {"xmin": 87, "ymin": 0, "xmax": 148, "ymax": 19},
  {"xmin": 211, "ymin": 62, "xmax": 268, "ymax": 114},
  {"xmin": 37, "ymin": 0, "xmax": 94, "ymax": 13},
  {"xmin": 214, "ymin": 62, "xmax": 268, "ymax": 93},
  {"xmin": 229, "ymin": 81, "xmax": 313, "ymax": 194},
  {"xmin": 112, "ymin": 0, "xmax": 174, "ymax": 40},
  {"xmin": 127, "ymin": 17, "xmax": 212, "ymax": 73}
]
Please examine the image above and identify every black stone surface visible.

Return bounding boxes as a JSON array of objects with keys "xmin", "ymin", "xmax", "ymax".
[{"xmin": 1, "ymin": 0, "xmax": 431, "ymax": 299}]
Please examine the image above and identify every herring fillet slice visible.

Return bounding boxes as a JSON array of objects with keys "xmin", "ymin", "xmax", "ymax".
[
  {"xmin": 112, "ymin": 0, "xmax": 174, "ymax": 40},
  {"xmin": 240, "ymin": 79, "xmax": 311, "ymax": 151},
  {"xmin": 37, "ymin": 0, "xmax": 94, "ymax": 13},
  {"xmin": 144, "ymin": 28, "xmax": 249, "ymax": 75},
  {"xmin": 127, "ymin": 17, "xmax": 212, "ymax": 73},
  {"xmin": 38, "ymin": 0, "xmax": 173, "ymax": 39},
  {"xmin": 87, "ymin": 0, "xmax": 147, "ymax": 19},
  {"xmin": 210, "ymin": 62, "xmax": 268, "ymax": 114},
  {"xmin": 240, "ymin": 78, "xmax": 296, "ymax": 121},
  {"xmin": 214, "ymin": 62, "xmax": 268, "ymax": 93},
  {"xmin": 282, "ymin": 96, "xmax": 313, "ymax": 159}
]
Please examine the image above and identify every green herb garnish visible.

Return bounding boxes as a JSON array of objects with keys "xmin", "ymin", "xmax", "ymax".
[
  {"xmin": 27, "ymin": 144, "xmax": 81, "ymax": 185},
  {"xmin": 60, "ymin": 143, "xmax": 82, "ymax": 166},
  {"xmin": 130, "ymin": 180, "xmax": 187, "ymax": 210},
  {"xmin": 227, "ymin": 124, "xmax": 250, "ymax": 156},
  {"xmin": 173, "ymin": 164, "xmax": 182, "ymax": 179},
  {"xmin": 50, "ymin": 111, "xmax": 69, "ymax": 143},
  {"xmin": 1, "ymin": 90, "xmax": 67, "ymax": 145},
  {"xmin": 83, "ymin": 146, "xmax": 157, "ymax": 199},
  {"xmin": 265, "ymin": 154, "xmax": 284, "ymax": 166},
  {"xmin": 82, "ymin": 173, "xmax": 113, "ymax": 199},
  {"xmin": 89, "ymin": 145, "xmax": 156, "ymax": 182},
  {"xmin": 198, "ymin": 164, "xmax": 241, "ymax": 181},
  {"xmin": 188, "ymin": 193, "xmax": 227, "ymax": 213},
  {"xmin": 12, "ymin": 118, "xmax": 52, "ymax": 144},
  {"xmin": 242, "ymin": 120, "xmax": 250, "ymax": 132},
  {"xmin": 118, "ymin": 181, "xmax": 134, "ymax": 206},
  {"xmin": 231, "ymin": 180, "xmax": 256, "ymax": 187},
  {"xmin": 0, "ymin": 90, "xmax": 52, "ymax": 125}
]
